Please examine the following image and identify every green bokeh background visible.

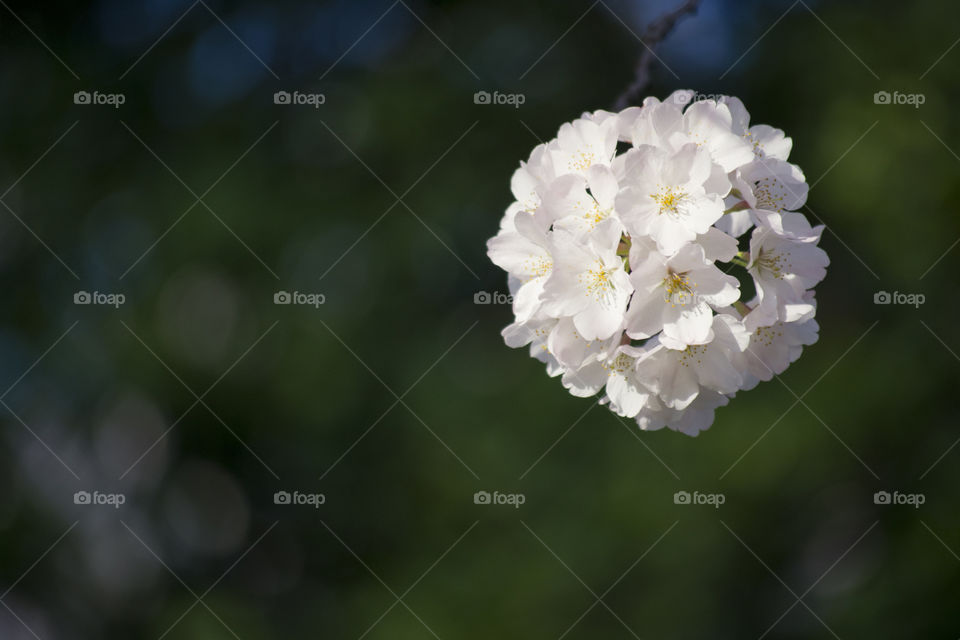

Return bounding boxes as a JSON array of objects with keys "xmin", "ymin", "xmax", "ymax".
[{"xmin": 0, "ymin": 0, "xmax": 957, "ymax": 637}]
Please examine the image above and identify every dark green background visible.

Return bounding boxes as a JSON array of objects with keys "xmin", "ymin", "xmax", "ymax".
[{"xmin": 0, "ymin": 0, "xmax": 957, "ymax": 637}]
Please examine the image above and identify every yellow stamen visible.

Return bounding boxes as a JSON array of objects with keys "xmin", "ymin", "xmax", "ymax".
[
  {"xmin": 662, "ymin": 271, "xmax": 696, "ymax": 306},
  {"xmin": 651, "ymin": 185, "xmax": 689, "ymax": 217}
]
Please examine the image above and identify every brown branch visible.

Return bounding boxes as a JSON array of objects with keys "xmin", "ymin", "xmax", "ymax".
[{"xmin": 613, "ymin": 0, "xmax": 702, "ymax": 111}]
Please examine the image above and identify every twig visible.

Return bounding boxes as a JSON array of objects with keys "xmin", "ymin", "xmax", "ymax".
[{"xmin": 613, "ymin": 0, "xmax": 702, "ymax": 110}]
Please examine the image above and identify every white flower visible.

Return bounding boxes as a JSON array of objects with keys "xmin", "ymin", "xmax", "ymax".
[
  {"xmin": 540, "ymin": 220, "xmax": 633, "ymax": 341},
  {"xmin": 671, "ymin": 391, "xmax": 731, "ymax": 436},
  {"xmin": 547, "ymin": 317, "xmax": 620, "ymax": 372},
  {"xmin": 550, "ymin": 116, "xmax": 619, "ymax": 177},
  {"xmin": 625, "ymin": 242, "xmax": 740, "ymax": 346},
  {"xmin": 733, "ymin": 158, "xmax": 808, "ymax": 214},
  {"xmin": 636, "ymin": 389, "xmax": 730, "ymax": 437},
  {"xmin": 740, "ymin": 318, "xmax": 820, "ymax": 390},
  {"xmin": 630, "ymin": 97, "xmax": 755, "ymax": 171},
  {"xmin": 745, "ymin": 213, "xmax": 828, "ymax": 329},
  {"xmin": 603, "ymin": 350, "xmax": 656, "ymax": 418},
  {"xmin": 501, "ymin": 315, "xmax": 563, "ymax": 377},
  {"xmin": 543, "ymin": 165, "xmax": 623, "ymax": 239},
  {"xmin": 716, "ymin": 158, "xmax": 808, "ymax": 238},
  {"xmin": 563, "ymin": 345, "xmax": 656, "ymax": 418},
  {"xmin": 616, "ymin": 143, "xmax": 729, "ymax": 255},
  {"xmin": 500, "ymin": 144, "xmax": 558, "ymax": 234},
  {"xmin": 487, "ymin": 92, "xmax": 827, "ymax": 436},
  {"xmin": 486, "ymin": 211, "xmax": 553, "ymax": 323},
  {"xmin": 511, "ymin": 146, "xmax": 555, "ymax": 211},
  {"xmin": 634, "ymin": 314, "xmax": 750, "ymax": 410},
  {"xmin": 720, "ymin": 96, "xmax": 793, "ymax": 161}
]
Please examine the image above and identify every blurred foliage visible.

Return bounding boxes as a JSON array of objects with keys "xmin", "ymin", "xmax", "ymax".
[{"xmin": 0, "ymin": 0, "xmax": 958, "ymax": 637}]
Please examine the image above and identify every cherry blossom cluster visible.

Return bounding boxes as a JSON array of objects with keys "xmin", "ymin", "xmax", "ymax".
[{"xmin": 487, "ymin": 90, "xmax": 828, "ymax": 436}]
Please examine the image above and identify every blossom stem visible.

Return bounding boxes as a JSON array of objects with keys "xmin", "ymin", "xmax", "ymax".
[
  {"xmin": 733, "ymin": 301, "xmax": 752, "ymax": 316},
  {"xmin": 613, "ymin": 0, "xmax": 703, "ymax": 110}
]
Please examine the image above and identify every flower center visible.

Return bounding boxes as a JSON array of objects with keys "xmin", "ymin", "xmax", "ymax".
[
  {"xmin": 569, "ymin": 150, "xmax": 597, "ymax": 172},
  {"xmin": 743, "ymin": 131, "xmax": 764, "ymax": 158},
  {"xmin": 662, "ymin": 271, "xmax": 695, "ymax": 306},
  {"xmin": 651, "ymin": 185, "xmax": 688, "ymax": 217},
  {"xmin": 580, "ymin": 262, "xmax": 615, "ymax": 301},
  {"xmin": 753, "ymin": 178, "xmax": 786, "ymax": 211},
  {"xmin": 585, "ymin": 198, "xmax": 612, "ymax": 228},
  {"xmin": 604, "ymin": 352, "xmax": 634, "ymax": 374},
  {"xmin": 754, "ymin": 248, "xmax": 788, "ymax": 279},
  {"xmin": 753, "ymin": 324, "xmax": 784, "ymax": 346},
  {"xmin": 521, "ymin": 196, "xmax": 539, "ymax": 213},
  {"xmin": 572, "ymin": 196, "xmax": 609, "ymax": 229},
  {"xmin": 679, "ymin": 344, "xmax": 708, "ymax": 366},
  {"xmin": 524, "ymin": 255, "xmax": 552, "ymax": 280}
]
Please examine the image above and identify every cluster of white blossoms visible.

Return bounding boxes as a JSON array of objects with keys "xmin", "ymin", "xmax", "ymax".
[{"xmin": 487, "ymin": 90, "xmax": 828, "ymax": 436}]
